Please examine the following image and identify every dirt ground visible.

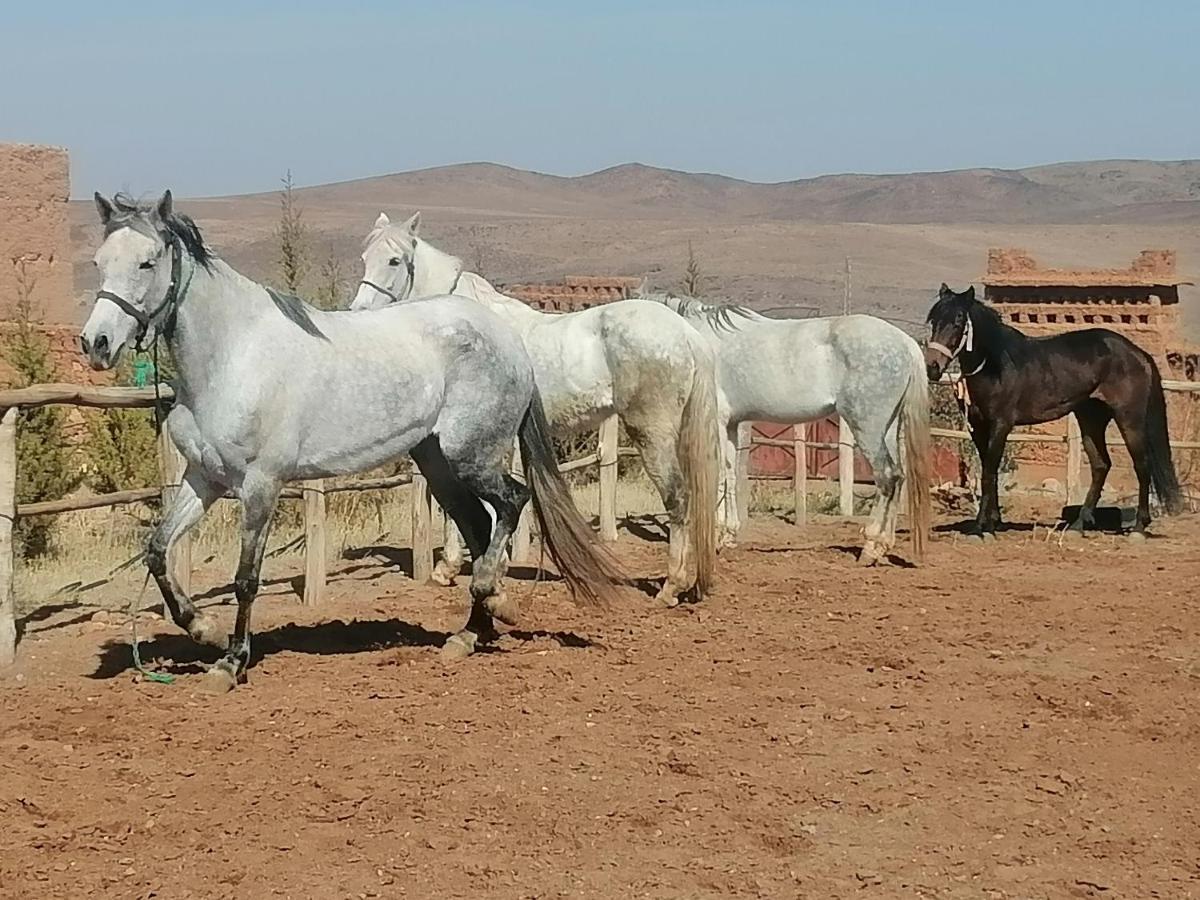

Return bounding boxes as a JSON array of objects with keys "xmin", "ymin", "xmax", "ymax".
[{"xmin": 2, "ymin": 505, "xmax": 1199, "ymax": 899}]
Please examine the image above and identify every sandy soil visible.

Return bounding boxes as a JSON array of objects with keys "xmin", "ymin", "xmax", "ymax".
[{"xmin": 2, "ymin": 507, "xmax": 1199, "ymax": 899}]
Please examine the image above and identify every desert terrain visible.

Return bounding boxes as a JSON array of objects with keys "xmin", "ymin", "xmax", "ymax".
[{"xmin": 62, "ymin": 159, "xmax": 1200, "ymax": 341}]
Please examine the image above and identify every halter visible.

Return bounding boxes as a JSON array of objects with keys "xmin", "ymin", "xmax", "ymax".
[
  {"xmin": 927, "ymin": 312, "xmax": 975, "ymax": 366},
  {"xmin": 94, "ymin": 235, "xmax": 193, "ymax": 352},
  {"xmin": 359, "ymin": 255, "xmax": 416, "ymax": 304}
]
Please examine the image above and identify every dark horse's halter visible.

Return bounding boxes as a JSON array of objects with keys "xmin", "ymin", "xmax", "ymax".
[
  {"xmin": 359, "ymin": 255, "xmax": 416, "ymax": 305},
  {"xmin": 94, "ymin": 234, "xmax": 193, "ymax": 352}
]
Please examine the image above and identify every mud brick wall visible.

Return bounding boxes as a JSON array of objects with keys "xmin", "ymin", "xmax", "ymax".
[{"xmin": 0, "ymin": 144, "xmax": 73, "ymax": 323}]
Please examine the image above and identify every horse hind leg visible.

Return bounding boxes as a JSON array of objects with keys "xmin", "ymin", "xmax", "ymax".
[
  {"xmin": 1111, "ymin": 408, "xmax": 1154, "ymax": 534},
  {"xmin": 1072, "ymin": 402, "xmax": 1114, "ymax": 532},
  {"xmin": 411, "ymin": 436, "xmax": 520, "ymax": 660},
  {"xmin": 631, "ymin": 428, "xmax": 692, "ymax": 606},
  {"xmin": 846, "ymin": 416, "xmax": 900, "ymax": 566}
]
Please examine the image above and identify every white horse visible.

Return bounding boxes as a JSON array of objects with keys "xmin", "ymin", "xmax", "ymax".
[
  {"xmin": 646, "ymin": 293, "xmax": 932, "ymax": 564},
  {"xmin": 350, "ymin": 212, "xmax": 720, "ymax": 605},
  {"xmin": 81, "ymin": 192, "xmax": 621, "ymax": 689}
]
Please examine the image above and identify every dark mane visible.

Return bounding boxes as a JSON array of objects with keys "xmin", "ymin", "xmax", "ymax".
[
  {"xmin": 652, "ymin": 292, "xmax": 757, "ymax": 333},
  {"xmin": 108, "ymin": 192, "xmax": 216, "ymax": 271}
]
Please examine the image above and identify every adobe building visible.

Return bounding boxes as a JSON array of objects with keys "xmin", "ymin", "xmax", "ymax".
[
  {"xmin": 502, "ymin": 276, "xmax": 642, "ymax": 312},
  {"xmin": 983, "ymin": 248, "xmax": 1194, "ymax": 374},
  {"xmin": 0, "ymin": 143, "xmax": 97, "ymax": 386}
]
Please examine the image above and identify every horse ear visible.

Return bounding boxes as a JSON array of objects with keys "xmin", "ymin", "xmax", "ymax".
[
  {"xmin": 963, "ymin": 285, "xmax": 976, "ymax": 300},
  {"xmin": 374, "ymin": 212, "xmax": 390, "ymax": 229},
  {"xmin": 156, "ymin": 190, "xmax": 174, "ymax": 220},
  {"xmin": 403, "ymin": 211, "xmax": 421, "ymax": 237},
  {"xmin": 94, "ymin": 192, "xmax": 114, "ymax": 225}
]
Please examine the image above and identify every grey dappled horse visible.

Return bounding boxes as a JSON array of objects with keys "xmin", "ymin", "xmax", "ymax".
[
  {"xmin": 649, "ymin": 293, "xmax": 932, "ymax": 565},
  {"xmin": 80, "ymin": 192, "xmax": 620, "ymax": 689},
  {"xmin": 350, "ymin": 213, "xmax": 721, "ymax": 606}
]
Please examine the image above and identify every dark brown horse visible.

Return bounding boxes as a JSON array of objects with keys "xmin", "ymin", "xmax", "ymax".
[{"xmin": 924, "ymin": 284, "xmax": 1184, "ymax": 535}]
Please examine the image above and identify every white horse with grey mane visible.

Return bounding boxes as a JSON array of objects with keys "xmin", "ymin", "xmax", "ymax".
[
  {"xmin": 350, "ymin": 212, "xmax": 720, "ymax": 606},
  {"xmin": 80, "ymin": 191, "xmax": 621, "ymax": 689},
  {"xmin": 646, "ymin": 293, "xmax": 932, "ymax": 565}
]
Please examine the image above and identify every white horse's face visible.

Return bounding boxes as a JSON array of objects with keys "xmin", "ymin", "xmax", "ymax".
[
  {"xmin": 82, "ymin": 195, "xmax": 173, "ymax": 369},
  {"xmin": 351, "ymin": 212, "xmax": 420, "ymax": 311}
]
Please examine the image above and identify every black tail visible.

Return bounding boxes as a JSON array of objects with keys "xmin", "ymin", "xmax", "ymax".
[
  {"xmin": 518, "ymin": 387, "xmax": 625, "ymax": 607},
  {"xmin": 1146, "ymin": 360, "xmax": 1185, "ymax": 515}
]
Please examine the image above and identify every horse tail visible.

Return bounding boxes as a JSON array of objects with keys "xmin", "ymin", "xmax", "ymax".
[
  {"xmin": 679, "ymin": 341, "xmax": 721, "ymax": 597},
  {"xmin": 1145, "ymin": 357, "xmax": 1185, "ymax": 515},
  {"xmin": 518, "ymin": 386, "xmax": 625, "ymax": 607},
  {"xmin": 900, "ymin": 346, "xmax": 933, "ymax": 561}
]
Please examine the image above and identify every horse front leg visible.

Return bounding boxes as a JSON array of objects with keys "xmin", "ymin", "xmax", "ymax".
[
  {"xmin": 203, "ymin": 475, "xmax": 280, "ymax": 693},
  {"xmin": 146, "ymin": 466, "xmax": 223, "ymax": 647},
  {"xmin": 973, "ymin": 424, "xmax": 1010, "ymax": 536}
]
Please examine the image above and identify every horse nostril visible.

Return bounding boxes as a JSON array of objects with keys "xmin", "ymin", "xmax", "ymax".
[{"xmin": 94, "ymin": 334, "xmax": 109, "ymax": 358}]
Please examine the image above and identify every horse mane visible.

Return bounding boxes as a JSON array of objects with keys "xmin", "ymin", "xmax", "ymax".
[
  {"xmin": 107, "ymin": 193, "xmax": 216, "ymax": 271},
  {"xmin": 642, "ymin": 290, "xmax": 757, "ymax": 333}
]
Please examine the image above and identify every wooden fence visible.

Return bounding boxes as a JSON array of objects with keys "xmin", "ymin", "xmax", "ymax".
[
  {"xmin": 735, "ymin": 378, "xmax": 1200, "ymax": 527},
  {"xmin": 0, "ymin": 383, "xmax": 631, "ymax": 666},
  {"xmin": 1, "ymin": 379, "xmax": 1197, "ymax": 665}
]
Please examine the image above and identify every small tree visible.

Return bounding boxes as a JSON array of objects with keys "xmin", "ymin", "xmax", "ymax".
[
  {"xmin": 83, "ymin": 356, "xmax": 162, "ymax": 494},
  {"xmin": 277, "ymin": 170, "xmax": 308, "ymax": 296},
  {"xmin": 315, "ymin": 244, "xmax": 344, "ymax": 310},
  {"xmin": 467, "ymin": 225, "xmax": 489, "ymax": 279},
  {"xmin": 680, "ymin": 240, "xmax": 705, "ymax": 297},
  {"xmin": 2, "ymin": 260, "xmax": 79, "ymax": 557}
]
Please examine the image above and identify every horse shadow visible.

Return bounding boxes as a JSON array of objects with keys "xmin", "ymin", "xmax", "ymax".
[
  {"xmin": 829, "ymin": 546, "xmax": 918, "ymax": 569},
  {"xmin": 89, "ymin": 617, "xmax": 449, "ymax": 680}
]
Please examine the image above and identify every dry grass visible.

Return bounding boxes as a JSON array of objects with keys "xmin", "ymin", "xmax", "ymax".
[{"xmin": 14, "ymin": 476, "xmax": 670, "ymax": 619}]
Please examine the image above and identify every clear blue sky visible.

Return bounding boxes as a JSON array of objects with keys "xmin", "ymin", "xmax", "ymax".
[{"xmin": 3, "ymin": 0, "xmax": 1197, "ymax": 197}]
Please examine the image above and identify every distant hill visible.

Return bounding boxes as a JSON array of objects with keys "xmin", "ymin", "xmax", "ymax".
[
  {"xmin": 64, "ymin": 159, "xmax": 1200, "ymax": 342},
  {"xmin": 198, "ymin": 158, "xmax": 1200, "ymax": 225}
]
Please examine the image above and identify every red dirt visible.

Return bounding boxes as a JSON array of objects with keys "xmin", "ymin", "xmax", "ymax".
[{"xmin": 2, "ymin": 509, "xmax": 1200, "ymax": 899}]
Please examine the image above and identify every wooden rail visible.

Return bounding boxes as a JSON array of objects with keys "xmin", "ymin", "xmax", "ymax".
[
  {"xmin": 0, "ymin": 380, "xmax": 627, "ymax": 665},
  {"xmin": 738, "ymin": 377, "xmax": 1199, "ymax": 526}
]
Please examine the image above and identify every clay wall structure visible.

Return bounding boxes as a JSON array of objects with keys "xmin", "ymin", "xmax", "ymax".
[
  {"xmin": 503, "ymin": 276, "xmax": 642, "ymax": 312},
  {"xmin": 0, "ymin": 144, "xmax": 73, "ymax": 324},
  {"xmin": 983, "ymin": 248, "xmax": 1193, "ymax": 370}
]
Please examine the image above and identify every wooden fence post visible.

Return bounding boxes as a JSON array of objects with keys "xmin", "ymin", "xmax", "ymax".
[
  {"xmin": 1065, "ymin": 415, "xmax": 1082, "ymax": 504},
  {"xmin": 0, "ymin": 409, "xmax": 17, "ymax": 667},
  {"xmin": 838, "ymin": 417, "xmax": 855, "ymax": 517},
  {"xmin": 301, "ymin": 480, "xmax": 326, "ymax": 606},
  {"xmin": 410, "ymin": 472, "xmax": 432, "ymax": 582},
  {"xmin": 736, "ymin": 422, "xmax": 751, "ymax": 529},
  {"xmin": 598, "ymin": 414, "xmax": 619, "ymax": 542},
  {"xmin": 793, "ymin": 422, "xmax": 808, "ymax": 527},
  {"xmin": 157, "ymin": 427, "xmax": 190, "ymax": 613},
  {"xmin": 510, "ymin": 436, "xmax": 532, "ymax": 562}
]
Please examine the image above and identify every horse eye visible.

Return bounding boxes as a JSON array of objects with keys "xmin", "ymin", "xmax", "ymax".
[
  {"xmin": 388, "ymin": 257, "xmax": 402, "ymax": 267},
  {"xmin": 139, "ymin": 260, "xmax": 155, "ymax": 270}
]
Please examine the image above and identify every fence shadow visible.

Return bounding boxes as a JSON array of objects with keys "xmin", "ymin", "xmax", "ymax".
[{"xmin": 89, "ymin": 616, "xmax": 449, "ymax": 680}]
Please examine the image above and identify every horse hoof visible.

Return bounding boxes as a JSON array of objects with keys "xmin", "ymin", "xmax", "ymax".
[
  {"xmin": 199, "ymin": 666, "xmax": 238, "ymax": 695},
  {"xmin": 440, "ymin": 632, "xmax": 476, "ymax": 662},
  {"xmin": 964, "ymin": 533, "xmax": 985, "ymax": 543},
  {"xmin": 485, "ymin": 594, "xmax": 521, "ymax": 627},
  {"xmin": 429, "ymin": 564, "xmax": 457, "ymax": 587},
  {"xmin": 981, "ymin": 532, "xmax": 997, "ymax": 543},
  {"xmin": 189, "ymin": 615, "xmax": 227, "ymax": 649},
  {"xmin": 655, "ymin": 590, "xmax": 680, "ymax": 609},
  {"xmin": 1128, "ymin": 531, "xmax": 1148, "ymax": 543}
]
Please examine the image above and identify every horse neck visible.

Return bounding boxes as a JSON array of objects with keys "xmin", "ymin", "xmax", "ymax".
[
  {"xmin": 411, "ymin": 239, "xmax": 463, "ymax": 298},
  {"xmin": 168, "ymin": 258, "xmax": 267, "ymax": 390},
  {"xmin": 458, "ymin": 271, "xmax": 544, "ymax": 333},
  {"xmin": 966, "ymin": 304, "xmax": 1024, "ymax": 371}
]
